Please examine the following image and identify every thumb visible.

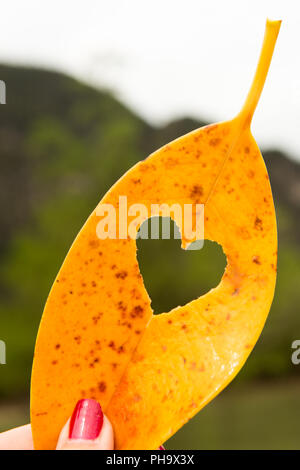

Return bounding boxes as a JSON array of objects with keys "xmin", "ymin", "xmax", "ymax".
[{"xmin": 56, "ymin": 399, "xmax": 114, "ymax": 450}]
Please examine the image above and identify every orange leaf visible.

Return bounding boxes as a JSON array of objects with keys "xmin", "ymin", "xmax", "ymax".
[{"xmin": 31, "ymin": 19, "xmax": 280, "ymax": 449}]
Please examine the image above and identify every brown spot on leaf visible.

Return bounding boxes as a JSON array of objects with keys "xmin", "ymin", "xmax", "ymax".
[
  {"xmin": 98, "ymin": 381, "xmax": 106, "ymax": 392},
  {"xmin": 117, "ymin": 301, "xmax": 127, "ymax": 312},
  {"xmin": 190, "ymin": 184, "xmax": 203, "ymax": 199},
  {"xmin": 130, "ymin": 305, "xmax": 144, "ymax": 318},
  {"xmin": 92, "ymin": 314, "xmax": 102, "ymax": 325},
  {"xmin": 254, "ymin": 217, "xmax": 263, "ymax": 231},
  {"xmin": 209, "ymin": 137, "xmax": 221, "ymax": 147},
  {"xmin": 89, "ymin": 239, "xmax": 100, "ymax": 249},
  {"xmin": 115, "ymin": 271, "xmax": 128, "ymax": 280}
]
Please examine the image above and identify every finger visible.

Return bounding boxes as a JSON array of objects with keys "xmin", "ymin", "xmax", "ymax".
[
  {"xmin": 56, "ymin": 399, "xmax": 114, "ymax": 450},
  {"xmin": 0, "ymin": 424, "xmax": 34, "ymax": 450}
]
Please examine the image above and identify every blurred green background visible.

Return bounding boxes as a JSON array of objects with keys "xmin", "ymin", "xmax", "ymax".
[{"xmin": 0, "ymin": 65, "xmax": 300, "ymax": 448}]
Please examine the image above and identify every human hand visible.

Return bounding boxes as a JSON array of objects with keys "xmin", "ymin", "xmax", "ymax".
[
  {"xmin": 0, "ymin": 399, "xmax": 113, "ymax": 450},
  {"xmin": 0, "ymin": 398, "xmax": 165, "ymax": 450}
]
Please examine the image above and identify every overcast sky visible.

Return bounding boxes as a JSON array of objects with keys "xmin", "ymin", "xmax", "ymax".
[{"xmin": 0, "ymin": 0, "xmax": 299, "ymax": 159}]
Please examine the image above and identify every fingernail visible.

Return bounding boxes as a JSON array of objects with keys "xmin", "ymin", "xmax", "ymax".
[
  {"xmin": 159, "ymin": 445, "xmax": 165, "ymax": 450},
  {"xmin": 69, "ymin": 399, "xmax": 103, "ymax": 440}
]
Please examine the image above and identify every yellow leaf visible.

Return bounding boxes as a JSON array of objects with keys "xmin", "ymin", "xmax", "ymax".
[{"xmin": 31, "ymin": 19, "xmax": 280, "ymax": 449}]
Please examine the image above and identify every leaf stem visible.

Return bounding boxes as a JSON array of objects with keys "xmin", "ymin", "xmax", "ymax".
[{"xmin": 238, "ymin": 19, "xmax": 281, "ymax": 127}]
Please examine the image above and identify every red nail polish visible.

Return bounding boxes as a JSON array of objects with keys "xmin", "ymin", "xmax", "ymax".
[
  {"xmin": 69, "ymin": 399, "xmax": 103, "ymax": 440},
  {"xmin": 159, "ymin": 445, "xmax": 165, "ymax": 450}
]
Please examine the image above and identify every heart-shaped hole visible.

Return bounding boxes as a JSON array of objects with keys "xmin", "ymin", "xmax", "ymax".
[{"xmin": 136, "ymin": 217, "xmax": 227, "ymax": 315}]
